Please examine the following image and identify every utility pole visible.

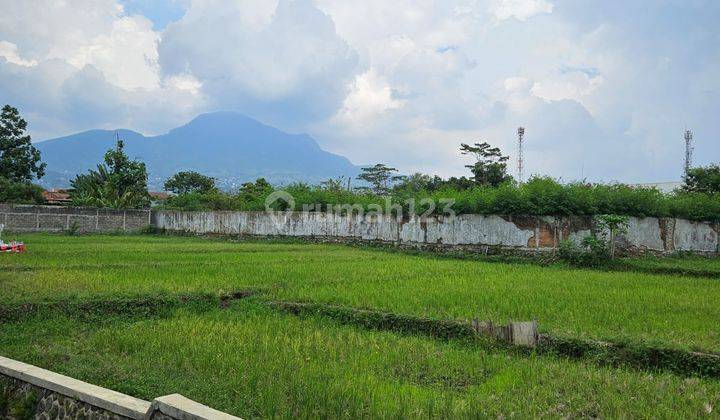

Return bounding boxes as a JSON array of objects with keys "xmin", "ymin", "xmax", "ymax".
[
  {"xmin": 517, "ymin": 126, "xmax": 525, "ymax": 184},
  {"xmin": 684, "ymin": 129, "xmax": 693, "ymax": 179}
]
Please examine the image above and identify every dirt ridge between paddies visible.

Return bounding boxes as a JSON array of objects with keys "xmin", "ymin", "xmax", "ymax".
[
  {"xmin": 3, "ymin": 290, "xmax": 719, "ymax": 380},
  {"xmin": 0, "ymin": 290, "xmax": 257, "ymax": 322},
  {"xmin": 270, "ymin": 300, "xmax": 720, "ymax": 380}
]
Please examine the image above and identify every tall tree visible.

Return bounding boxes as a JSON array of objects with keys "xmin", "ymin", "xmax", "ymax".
[
  {"xmin": 70, "ymin": 138, "xmax": 150, "ymax": 208},
  {"xmin": 238, "ymin": 178, "xmax": 273, "ymax": 202},
  {"xmin": 683, "ymin": 164, "xmax": 720, "ymax": 194},
  {"xmin": 357, "ymin": 164, "xmax": 400, "ymax": 195},
  {"xmin": 164, "ymin": 171, "xmax": 216, "ymax": 194},
  {"xmin": 321, "ymin": 176, "xmax": 351, "ymax": 192},
  {"xmin": 460, "ymin": 142, "xmax": 512, "ymax": 187},
  {"xmin": 0, "ymin": 105, "xmax": 46, "ymax": 182}
]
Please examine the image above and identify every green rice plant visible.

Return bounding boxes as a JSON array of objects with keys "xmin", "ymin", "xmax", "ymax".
[
  {"xmin": 3, "ymin": 234, "xmax": 720, "ymax": 352},
  {"xmin": 2, "ymin": 305, "xmax": 720, "ymax": 418}
]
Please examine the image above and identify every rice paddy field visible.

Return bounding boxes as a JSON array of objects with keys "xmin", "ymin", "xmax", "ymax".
[{"xmin": 2, "ymin": 233, "xmax": 720, "ymax": 418}]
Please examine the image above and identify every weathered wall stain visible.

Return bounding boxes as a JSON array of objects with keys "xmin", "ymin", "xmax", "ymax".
[
  {"xmin": 2, "ymin": 204, "xmax": 715, "ymax": 255},
  {"xmin": 153, "ymin": 211, "xmax": 719, "ymax": 255}
]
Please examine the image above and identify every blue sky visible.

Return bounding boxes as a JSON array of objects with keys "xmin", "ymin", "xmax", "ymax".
[
  {"xmin": 0, "ymin": 0, "xmax": 718, "ymax": 183},
  {"xmin": 119, "ymin": 0, "xmax": 188, "ymax": 29}
]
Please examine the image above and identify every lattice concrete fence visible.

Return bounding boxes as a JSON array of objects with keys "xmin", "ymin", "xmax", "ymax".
[{"xmin": 0, "ymin": 204, "xmax": 150, "ymax": 233}]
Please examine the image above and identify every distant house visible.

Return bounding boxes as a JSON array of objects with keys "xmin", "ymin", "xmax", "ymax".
[
  {"xmin": 149, "ymin": 191, "xmax": 170, "ymax": 201},
  {"xmin": 149, "ymin": 191, "xmax": 171, "ymax": 206},
  {"xmin": 42, "ymin": 189, "xmax": 72, "ymax": 205}
]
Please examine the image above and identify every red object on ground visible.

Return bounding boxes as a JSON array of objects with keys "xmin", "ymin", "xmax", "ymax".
[{"xmin": 0, "ymin": 241, "xmax": 25, "ymax": 253}]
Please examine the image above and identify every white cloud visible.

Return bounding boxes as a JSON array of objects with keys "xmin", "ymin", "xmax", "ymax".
[
  {"xmin": 493, "ymin": 0, "xmax": 554, "ymax": 22},
  {"xmin": 333, "ymin": 70, "xmax": 404, "ymax": 129},
  {"xmin": 504, "ymin": 76, "xmax": 530, "ymax": 92},
  {"xmin": 65, "ymin": 16, "xmax": 160, "ymax": 90},
  {"xmin": 164, "ymin": 73, "xmax": 202, "ymax": 95},
  {"xmin": 0, "ymin": 0, "xmax": 161, "ymax": 91},
  {"xmin": 158, "ymin": 0, "xmax": 360, "ymax": 124},
  {"xmin": 0, "ymin": 0, "xmax": 207, "ymax": 138},
  {"xmin": 1, "ymin": 0, "xmax": 718, "ymax": 184},
  {"xmin": 531, "ymin": 71, "xmax": 604, "ymax": 103},
  {"xmin": 0, "ymin": 41, "xmax": 37, "ymax": 67}
]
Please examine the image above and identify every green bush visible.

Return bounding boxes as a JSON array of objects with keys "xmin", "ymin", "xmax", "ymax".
[
  {"xmin": 558, "ymin": 236, "xmax": 610, "ymax": 267},
  {"xmin": 0, "ymin": 177, "xmax": 45, "ymax": 204},
  {"xmin": 159, "ymin": 176, "xmax": 720, "ymax": 222}
]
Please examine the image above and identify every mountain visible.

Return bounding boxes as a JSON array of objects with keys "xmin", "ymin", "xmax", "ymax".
[{"xmin": 35, "ymin": 111, "xmax": 359, "ymax": 190}]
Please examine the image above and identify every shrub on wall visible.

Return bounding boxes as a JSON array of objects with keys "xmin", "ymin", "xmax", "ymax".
[{"xmin": 159, "ymin": 176, "xmax": 720, "ymax": 222}]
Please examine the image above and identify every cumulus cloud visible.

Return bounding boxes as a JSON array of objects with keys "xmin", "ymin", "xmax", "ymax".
[
  {"xmin": 315, "ymin": 0, "xmax": 719, "ymax": 182},
  {"xmin": 0, "ymin": 41, "xmax": 37, "ymax": 67},
  {"xmin": 0, "ymin": 0, "xmax": 160, "ymax": 90},
  {"xmin": 0, "ymin": 0, "xmax": 204, "ymax": 138},
  {"xmin": 0, "ymin": 0, "xmax": 125, "ymax": 61},
  {"xmin": 65, "ymin": 15, "xmax": 160, "ymax": 90},
  {"xmin": 0, "ymin": 0, "xmax": 718, "ymax": 183},
  {"xmin": 332, "ymin": 70, "xmax": 404, "ymax": 130},
  {"xmin": 158, "ymin": 0, "xmax": 360, "ymax": 125},
  {"xmin": 531, "ymin": 70, "xmax": 604, "ymax": 104}
]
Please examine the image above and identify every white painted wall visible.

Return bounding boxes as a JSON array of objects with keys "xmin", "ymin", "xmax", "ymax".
[{"xmin": 154, "ymin": 211, "xmax": 718, "ymax": 254}]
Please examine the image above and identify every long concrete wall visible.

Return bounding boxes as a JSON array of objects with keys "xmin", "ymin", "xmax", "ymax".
[
  {"xmin": 0, "ymin": 204, "xmax": 151, "ymax": 233},
  {"xmin": 3, "ymin": 204, "xmax": 716, "ymax": 254},
  {"xmin": 153, "ymin": 211, "xmax": 720, "ymax": 255}
]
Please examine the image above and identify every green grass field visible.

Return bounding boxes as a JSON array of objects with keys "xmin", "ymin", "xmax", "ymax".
[
  {"xmin": 1, "ymin": 233, "xmax": 719, "ymax": 417},
  {"xmin": 616, "ymin": 254, "xmax": 720, "ymax": 277}
]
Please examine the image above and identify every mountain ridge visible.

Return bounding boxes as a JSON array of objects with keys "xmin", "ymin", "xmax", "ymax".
[{"xmin": 35, "ymin": 111, "xmax": 358, "ymax": 190}]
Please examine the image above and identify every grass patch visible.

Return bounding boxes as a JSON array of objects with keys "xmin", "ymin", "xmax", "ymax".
[
  {"xmin": 2, "ymin": 233, "xmax": 720, "ymax": 353},
  {"xmin": 2, "ymin": 233, "xmax": 720, "ymax": 416},
  {"xmin": 1, "ymin": 302, "xmax": 719, "ymax": 418},
  {"xmin": 273, "ymin": 300, "xmax": 720, "ymax": 379}
]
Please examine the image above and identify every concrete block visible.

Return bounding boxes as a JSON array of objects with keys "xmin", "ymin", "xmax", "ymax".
[
  {"xmin": 510, "ymin": 321, "xmax": 538, "ymax": 347},
  {"xmin": 145, "ymin": 394, "xmax": 242, "ymax": 420}
]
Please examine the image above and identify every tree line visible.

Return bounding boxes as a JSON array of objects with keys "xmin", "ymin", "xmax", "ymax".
[{"xmin": 2, "ymin": 104, "xmax": 720, "ymax": 221}]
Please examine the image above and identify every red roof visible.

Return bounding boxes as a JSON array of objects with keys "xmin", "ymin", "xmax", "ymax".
[{"xmin": 42, "ymin": 189, "xmax": 71, "ymax": 204}]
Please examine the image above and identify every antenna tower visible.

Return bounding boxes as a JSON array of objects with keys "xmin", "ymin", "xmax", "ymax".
[
  {"xmin": 684, "ymin": 129, "xmax": 693, "ymax": 177},
  {"xmin": 517, "ymin": 126, "xmax": 525, "ymax": 184}
]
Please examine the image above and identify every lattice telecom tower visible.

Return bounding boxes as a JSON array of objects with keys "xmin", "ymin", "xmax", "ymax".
[
  {"xmin": 517, "ymin": 126, "xmax": 525, "ymax": 184},
  {"xmin": 684, "ymin": 129, "xmax": 694, "ymax": 177}
]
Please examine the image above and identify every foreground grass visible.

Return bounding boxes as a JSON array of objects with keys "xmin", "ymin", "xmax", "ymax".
[
  {"xmin": 2, "ymin": 234, "xmax": 719, "ymax": 352},
  {"xmin": 1, "ymin": 301, "xmax": 718, "ymax": 418}
]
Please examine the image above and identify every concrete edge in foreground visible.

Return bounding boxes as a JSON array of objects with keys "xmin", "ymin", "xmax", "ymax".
[
  {"xmin": 145, "ymin": 394, "xmax": 242, "ymax": 420},
  {"xmin": 0, "ymin": 355, "xmax": 242, "ymax": 419}
]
